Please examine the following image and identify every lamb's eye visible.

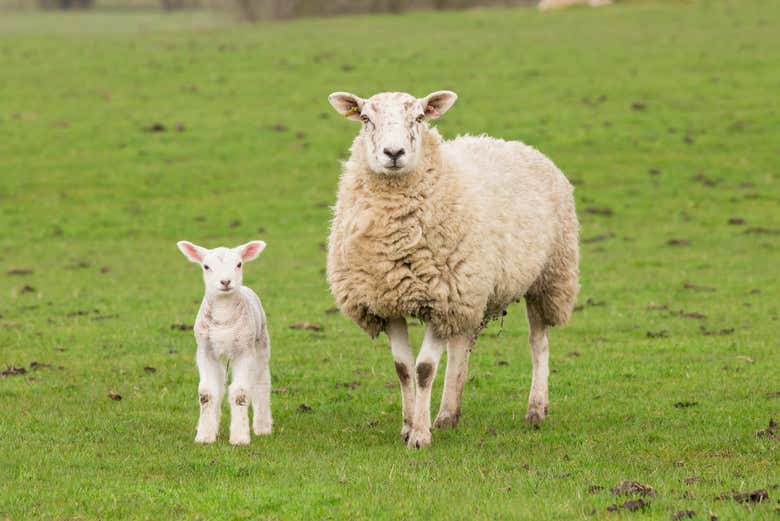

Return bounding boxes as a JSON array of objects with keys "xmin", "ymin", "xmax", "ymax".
[
  {"xmin": 203, "ymin": 265, "xmax": 210, "ymax": 271},
  {"xmin": 360, "ymin": 114, "xmax": 370, "ymax": 124},
  {"xmin": 416, "ymin": 114, "xmax": 425, "ymax": 123},
  {"xmin": 237, "ymin": 262, "xmax": 242, "ymax": 268}
]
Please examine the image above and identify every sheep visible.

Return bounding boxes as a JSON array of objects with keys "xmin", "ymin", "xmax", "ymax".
[
  {"xmin": 538, "ymin": 0, "xmax": 611, "ymax": 10},
  {"xmin": 326, "ymin": 91, "xmax": 579, "ymax": 448},
  {"xmin": 176, "ymin": 240, "xmax": 272, "ymax": 445}
]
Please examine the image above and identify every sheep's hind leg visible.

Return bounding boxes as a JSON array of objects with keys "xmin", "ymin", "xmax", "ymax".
[
  {"xmin": 408, "ymin": 325, "xmax": 446, "ymax": 449},
  {"xmin": 386, "ymin": 318, "xmax": 415, "ymax": 443},
  {"xmin": 195, "ymin": 347, "xmax": 226, "ymax": 444},
  {"xmin": 251, "ymin": 331, "xmax": 273, "ymax": 436},
  {"xmin": 524, "ymin": 299, "xmax": 549, "ymax": 428},
  {"xmin": 434, "ymin": 335, "xmax": 471, "ymax": 430}
]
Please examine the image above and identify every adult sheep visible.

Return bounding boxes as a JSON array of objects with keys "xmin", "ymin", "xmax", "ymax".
[{"xmin": 326, "ymin": 90, "xmax": 579, "ymax": 448}]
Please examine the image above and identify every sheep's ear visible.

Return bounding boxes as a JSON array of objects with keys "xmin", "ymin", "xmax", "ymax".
[
  {"xmin": 328, "ymin": 92, "xmax": 365, "ymax": 121},
  {"xmin": 177, "ymin": 241, "xmax": 208, "ymax": 264},
  {"xmin": 420, "ymin": 90, "xmax": 458, "ymax": 120},
  {"xmin": 236, "ymin": 241, "xmax": 266, "ymax": 262}
]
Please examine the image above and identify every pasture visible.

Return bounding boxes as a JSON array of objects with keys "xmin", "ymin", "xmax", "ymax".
[{"xmin": 1, "ymin": 1, "xmax": 778, "ymax": 519}]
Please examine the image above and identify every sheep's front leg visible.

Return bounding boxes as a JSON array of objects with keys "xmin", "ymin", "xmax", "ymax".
[
  {"xmin": 434, "ymin": 335, "xmax": 471, "ymax": 430},
  {"xmin": 525, "ymin": 301, "xmax": 550, "ymax": 427},
  {"xmin": 408, "ymin": 326, "xmax": 446, "ymax": 449},
  {"xmin": 251, "ymin": 330, "xmax": 273, "ymax": 436},
  {"xmin": 228, "ymin": 354, "xmax": 254, "ymax": 446},
  {"xmin": 195, "ymin": 346, "xmax": 226, "ymax": 444},
  {"xmin": 386, "ymin": 318, "xmax": 415, "ymax": 443}
]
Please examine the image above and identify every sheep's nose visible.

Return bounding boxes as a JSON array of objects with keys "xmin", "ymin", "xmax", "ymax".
[
  {"xmin": 383, "ymin": 147, "xmax": 405, "ymax": 161},
  {"xmin": 220, "ymin": 279, "xmax": 231, "ymax": 288}
]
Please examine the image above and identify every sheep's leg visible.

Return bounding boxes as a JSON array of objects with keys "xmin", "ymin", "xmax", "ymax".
[
  {"xmin": 228, "ymin": 353, "xmax": 253, "ymax": 445},
  {"xmin": 251, "ymin": 331, "xmax": 273, "ymax": 436},
  {"xmin": 408, "ymin": 325, "xmax": 446, "ymax": 449},
  {"xmin": 386, "ymin": 318, "xmax": 415, "ymax": 443},
  {"xmin": 434, "ymin": 335, "xmax": 471, "ymax": 430},
  {"xmin": 195, "ymin": 346, "xmax": 226, "ymax": 444},
  {"xmin": 525, "ymin": 301, "xmax": 550, "ymax": 427}
]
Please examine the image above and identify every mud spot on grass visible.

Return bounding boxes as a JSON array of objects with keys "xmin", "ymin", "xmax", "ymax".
[
  {"xmin": 65, "ymin": 260, "xmax": 90, "ymax": 270},
  {"xmin": 567, "ymin": 351, "xmax": 581, "ymax": 357},
  {"xmin": 700, "ymin": 326, "xmax": 734, "ymax": 336},
  {"xmin": 229, "ymin": 220, "xmax": 241, "ymax": 228},
  {"xmin": 1, "ymin": 366, "xmax": 26, "ymax": 377},
  {"xmin": 672, "ymin": 510, "xmax": 695, "ymax": 520},
  {"xmin": 647, "ymin": 304, "xmax": 669, "ymax": 311},
  {"xmin": 20, "ymin": 285, "xmax": 36, "ymax": 294},
  {"xmin": 583, "ymin": 232, "xmax": 615, "ymax": 244},
  {"xmin": 290, "ymin": 322, "xmax": 323, "ymax": 332},
  {"xmin": 143, "ymin": 366, "xmax": 157, "ymax": 374},
  {"xmin": 612, "ymin": 481, "xmax": 656, "ymax": 496},
  {"xmin": 272, "ymin": 123, "xmax": 288, "ymax": 132},
  {"xmin": 744, "ymin": 227, "xmax": 780, "ymax": 235},
  {"xmin": 29, "ymin": 361, "xmax": 52, "ymax": 371},
  {"xmin": 667, "ymin": 239, "xmax": 690, "ymax": 246},
  {"xmin": 296, "ymin": 403, "xmax": 312, "ymax": 413},
  {"xmin": 692, "ymin": 173, "xmax": 718, "ymax": 186},
  {"xmin": 324, "ymin": 306, "xmax": 339, "ymax": 315},
  {"xmin": 496, "ymin": 360, "xmax": 509, "ymax": 366},
  {"xmin": 170, "ymin": 323, "xmax": 193, "ymax": 331},
  {"xmin": 766, "ymin": 391, "xmax": 780, "ymax": 398},
  {"xmin": 107, "ymin": 391, "xmax": 122, "ymax": 401},
  {"xmin": 7, "ymin": 268, "xmax": 33, "ymax": 275},
  {"xmin": 674, "ymin": 401, "xmax": 698, "ymax": 408},
  {"xmin": 683, "ymin": 281, "xmax": 716, "ymax": 292},
  {"xmin": 647, "ymin": 330, "xmax": 668, "ymax": 339},
  {"xmin": 684, "ymin": 476, "xmax": 702, "ymax": 485},
  {"xmin": 100, "ymin": 266, "xmax": 111, "ymax": 273},
  {"xmin": 337, "ymin": 381, "xmax": 360, "ymax": 389},
  {"xmin": 588, "ymin": 485, "xmax": 605, "ymax": 494},
  {"xmin": 755, "ymin": 419, "xmax": 778, "ymax": 439},
  {"xmin": 630, "ymin": 101, "xmax": 646, "ymax": 111},
  {"xmin": 607, "ymin": 499, "xmax": 648, "ymax": 512},
  {"xmin": 677, "ymin": 310, "xmax": 706, "ymax": 319},
  {"xmin": 716, "ymin": 489, "xmax": 769, "ymax": 503},
  {"xmin": 728, "ymin": 217, "xmax": 746, "ymax": 225},
  {"xmin": 585, "ymin": 206, "xmax": 614, "ymax": 217},
  {"xmin": 143, "ymin": 123, "xmax": 166, "ymax": 132}
]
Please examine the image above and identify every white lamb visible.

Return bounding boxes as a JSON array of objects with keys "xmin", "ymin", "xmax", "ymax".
[
  {"xmin": 177, "ymin": 240, "xmax": 272, "ymax": 445},
  {"xmin": 327, "ymin": 91, "xmax": 579, "ymax": 448}
]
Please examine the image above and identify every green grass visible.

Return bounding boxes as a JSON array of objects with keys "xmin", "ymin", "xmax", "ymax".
[{"xmin": 1, "ymin": 2, "xmax": 779, "ymax": 519}]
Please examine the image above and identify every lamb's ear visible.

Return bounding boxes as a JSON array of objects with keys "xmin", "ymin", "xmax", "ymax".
[
  {"xmin": 177, "ymin": 241, "xmax": 207, "ymax": 264},
  {"xmin": 236, "ymin": 241, "xmax": 266, "ymax": 262},
  {"xmin": 328, "ymin": 92, "xmax": 365, "ymax": 121},
  {"xmin": 420, "ymin": 90, "xmax": 458, "ymax": 120}
]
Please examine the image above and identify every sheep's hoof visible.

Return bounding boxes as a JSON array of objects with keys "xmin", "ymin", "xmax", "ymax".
[
  {"xmin": 195, "ymin": 432, "xmax": 217, "ymax": 444},
  {"xmin": 229, "ymin": 432, "xmax": 251, "ymax": 446},
  {"xmin": 400, "ymin": 422, "xmax": 413, "ymax": 443},
  {"xmin": 525, "ymin": 404, "xmax": 548, "ymax": 429},
  {"xmin": 253, "ymin": 416, "xmax": 273, "ymax": 436},
  {"xmin": 406, "ymin": 428, "xmax": 432, "ymax": 449},
  {"xmin": 433, "ymin": 410, "xmax": 460, "ymax": 430}
]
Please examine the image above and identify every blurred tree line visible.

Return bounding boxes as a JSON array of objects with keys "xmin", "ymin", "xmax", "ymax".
[{"xmin": 30, "ymin": 0, "xmax": 536, "ymax": 18}]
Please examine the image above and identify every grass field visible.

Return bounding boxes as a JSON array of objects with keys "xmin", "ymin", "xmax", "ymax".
[{"xmin": 1, "ymin": 1, "xmax": 779, "ymax": 519}]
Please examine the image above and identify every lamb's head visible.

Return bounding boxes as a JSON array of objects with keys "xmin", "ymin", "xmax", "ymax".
[
  {"xmin": 328, "ymin": 90, "xmax": 457, "ymax": 175},
  {"xmin": 177, "ymin": 240, "xmax": 266, "ymax": 297}
]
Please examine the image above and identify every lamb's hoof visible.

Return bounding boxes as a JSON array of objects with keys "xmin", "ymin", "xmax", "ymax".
[
  {"xmin": 230, "ymin": 433, "xmax": 251, "ymax": 446},
  {"xmin": 433, "ymin": 411, "xmax": 460, "ymax": 430},
  {"xmin": 400, "ymin": 422, "xmax": 413, "ymax": 443},
  {"xmin": 525, "ymin": 404, "xmax": 548, "ymax": 429},
  {"xmin": 195, "ymin": 432, "xmax": 217, "ymax": 444},
  {"xmin": 407, "ymin": 428, "xmax": 432, "ymax": 449},
  {"xmin": 254, "ymin": 418, "xmax": 273, "ymax": 436}
]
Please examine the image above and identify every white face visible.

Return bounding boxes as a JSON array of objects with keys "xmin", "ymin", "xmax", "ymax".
[
  {"xmin": 328, "ymin": 90, "xmax": 458, "ymax": 175},
  {"xmin": 177, "ymin": 241, "xmax": 266, "ymax": 297}
]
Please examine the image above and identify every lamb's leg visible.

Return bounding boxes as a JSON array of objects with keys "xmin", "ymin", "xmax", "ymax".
[
  {"xmin": 386, "ymin": 318, "xmax": 415, "ymax": 443},
  {"xmin": 525, "ymin": 301, "xmax": 550, "ymax": 427},
  {"xmin": 408, "ymin": 325, "xmax": 446, "ymax": 449},
  {"xmin": 228, "ymin": 354, "xmax": 253, "ymax": 446},
  {"xmin": 251, "ymin": 331, "xmax": 273, "ymax": 436},
  {"xmin": 195, "ymin": 346, "xmax": 226, "ymax": 444},
  {"xmin": 434, "ymin": 335, "xmax": 471, "ymax": 430}
]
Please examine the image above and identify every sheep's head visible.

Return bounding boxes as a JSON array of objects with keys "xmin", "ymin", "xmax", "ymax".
[
  {"xmin": 328, "ymin": 90, "xmax": 457, "ymax": 175},
  {"xmin": 177, "ymin": 240, "xmax": 266, "ymax": 297}
]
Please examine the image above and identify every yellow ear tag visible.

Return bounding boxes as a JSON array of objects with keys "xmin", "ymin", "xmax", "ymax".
[{"xmin": 345, "ymin": 106, "xmax": 360, "ymax": 118}]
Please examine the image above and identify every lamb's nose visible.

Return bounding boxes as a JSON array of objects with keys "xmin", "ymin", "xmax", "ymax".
[
  {"xmin": 383, "ymin": 147, "xmax": 405, "ymax": 160},
  {"xmin": 220, "ymin": 279, "xmax": 231, "ymax": 288}
]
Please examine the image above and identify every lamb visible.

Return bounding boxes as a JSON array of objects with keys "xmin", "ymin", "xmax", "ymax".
[
  {"xmin": 176, "ymin": 240, "xmax": 272, "ymax": 445},
  {"xmin": 326, "ymin": 90, "xmax": 579, "ymax": 448}
]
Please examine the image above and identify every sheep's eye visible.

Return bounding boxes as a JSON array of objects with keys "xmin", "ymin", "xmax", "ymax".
[
  {"xmin": 237, "ymin": 262, "xmax": 242, "ymax": 268},
  {"xmin": 360, "ymin": 114, "xmax": 370, "ymax": 124},
  {"xmin": 416, "ymin": 114, "xmax": 425, "ymax": 123},
  {"xmin": 203, "ymin": 265, "xmax": 210, "ymax": 271}
]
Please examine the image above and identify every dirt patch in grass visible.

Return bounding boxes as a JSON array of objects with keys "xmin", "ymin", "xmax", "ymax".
[
  {"xmin": 607, "ymin": 499, "xmax": 648, "ymax": 512},
  {"xmin": 674, "ymin": 401, "xmax": 698, "ymax": 408},
  {"xmin": 700, "ymin": 326, "xmax": 734, "ymax": 336},
  {"xmin": 716, "ymin": 489, "xmax": 769, "ymax": 503},
  {"xmin": 683, "ymin": 281, "xmax": 716, "ymax": 292},
  {"xmin": 611, "ymin": 481, "xmax": 656, "ymax": 496},
  {"xmin": 290, "ymin": 323, "xmax": 323, "ymax": 332},
  {"xmin": 1, "ymin": 366, "xmax": 27, "ymax": 377},
  {"xmin": 171, "ymin": 323, "xmax": 193, "ymax": 331},
  {"xmin": 7, "ymin": 268, "xmax": 33, "ymax": 275},
  {"xmin": 755, "ymin": 419, "xmax": 778, "ymax": 439}
]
